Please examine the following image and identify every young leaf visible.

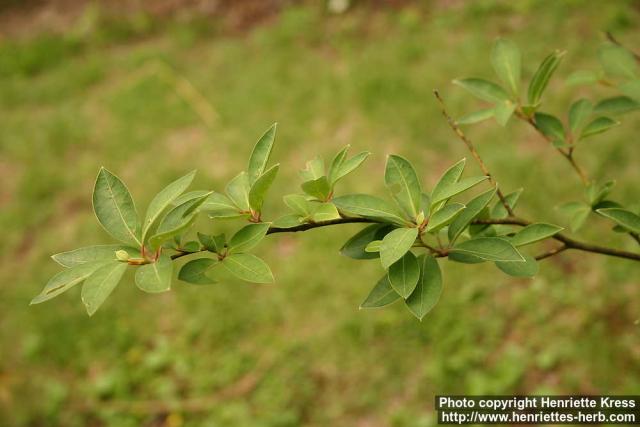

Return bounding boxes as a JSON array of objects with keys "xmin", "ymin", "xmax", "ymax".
[
  {"xmin": 431, "ymin": 159, "xmax": 465, "ymax": 207},
  {"xmin": 249, "ymin": 164, "xmax": 280, "ymax": 212},
  {"xmin": 405, "ymin": 255, "xmax": 442, "ymax": 320},
  {"xmin": 202, "ymin": 192, "xmax": 241, "ymax": 218},
  {"xmin": 135, "ymin": 254, "xmax": 173, "ymax": 293},
  {"xmin": 557, "ymin": 201, "xmax": 590, "ymax": 232},
  {"xmin": 580, "ymin": 117, "xmax": 619, "ymax": 140},
  {"xmin": 248, "ymin": 123, "xmax": 277, "ymax": 185},
  {"xmin": 448, "ymin": 188, "xmax": 496, "ymax": 243},
  {"xmin": 380, "ymin": 227, "xmax": 419, "ymax": 269},
  {"xmin": 431, "ymin": 176, "xmax": 488, "ymax": 207},
  {"xmin": 198, "ymin": 232, "xmax": 226, "ymax": 253},
  {"xmin": 52, "ymin": 245, "xmax": 135, "ymax": 268},
  {"xmin": 333, "ymin": 194, "xmax": 407, "ymax": 225},
  {"xmin": 178, "ymin": 258, "xmax": 218, "ymax": 284},
  {"xmin": 586, "ymin": 180, "xmax": 615, "ymax": 206},
  {"xmin": 31, "ymin": 261, "xmax": 109, "ymax": 305},
  {"xmin": 148, "ymin": 192, "xmax": 211, "ymax": 249},
  {"xmin": 384, "ymin": 155, "xmax": 422, "ymax": 219},
  {"xmin": 491, "ymin": 38, "xmax": 521, "ymax": 96},
  {"xmin": 81, "ymin": 262, "xmax": 128, "ymax": 316},
  {"xmin": 387, "ymin": 251, "xmax": 420, "ymax": 299},
  {"xmin": 596, "ymin": 208, "xmax": 640, "ymax": 234},
  {"xmin": 456, "ymin": 109, "xmax": 495, "ymax": 125},
  {"xmin": 453, "ymin": 78, "xmax": 509, "ymax": 103},
  {"xmin": 340, "ymin": 224, "xmax": 394, "ymax": 260},
  {"xmin": 426, "ymin": 203, "xmax": 465, "ymax": 232},
  {"xmin": 299, "ymin": 157, "xmax": 325, "ymax": 182},
  {"xmin": 93, "ymin": 167, "xmax": 142, "ymax": 246},
  {"xmin": 451, "ymin": 237, "xmax": 524, "ymax": 262},
  {"xmin": 360, "ymin": 275, "xmax": 400, "ymax": 309},
  {"xmin": 226, "ymin": 172, "xmax": 251, "ymax": 211},
  {"xmin": 327, "ymin": 146, "xmax": 349, "ymax": 185},
  {"xmin": 173, "ymin": 190, "xmax": 211, "ymax": 206},
  {"xmin": 142, "ymin": 170, "xmax": 196, "ymax": 242},
  {"xmin": 510, "ymin": 223, "xmax": 563, "ymax": 247},
  {"xmin": 301, "ymin": 176, "xmax": 331, "ymax": 200},
  {"xmin": 311, "ymin": 202, "xmax": 341, "ymax": 222},
  {"xmin": 365, "ymin": 240, "xmax": 381, "ymax": 252},
  {"xmin": 598, "ymin": 43, "xmax": 638, "ymax": 80},
  {"xmin": 272, "ymin": 214, "xmax": 303, "ymax": 229},
  {"xmin": 566, "ymin": 69, "xmax": 599, "ymax": 86},
  {"xmin": 528, "ymin": 50, "xmax": 564, "ymax": 105},
  {"xmin": 568, "ymin": 99, "xmax": 593, "ymax": 134},
  {"xmin": 331, "ymin": 151, "xmax": 370, "ymax": 185},
  {"xmin": 494, "ymin": 100, "xmax": 515, "ymax": 126},
  {"xmin": 283, "ymin": 194, "xmax": 312, "ymax": 217},
  {"xmin": 220, "ymin": 253, "xmax": 274, "ymax": 283},
  {"xmin": 496, "ymin": 254, "xmax": 538, "ymax": 278},
  {"xmin": 534, "ymin": 112, "xmax": 565, "ymax": 143},
  {"xmin": 228, "ymin": 223, "xmax": 270, "ymax": 254},
  {"xmin": 492, "ymin": 188, "xmax": 523, "ymax": 218},
  {"xmin": 594, "ymin": 96, "xmax": 640, "ymax": 115}
]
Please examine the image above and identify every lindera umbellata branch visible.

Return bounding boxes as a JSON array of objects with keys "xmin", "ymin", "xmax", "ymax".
[{"xmin": 32, "ymin": 37, "xmax": 640, "ymax": 319}]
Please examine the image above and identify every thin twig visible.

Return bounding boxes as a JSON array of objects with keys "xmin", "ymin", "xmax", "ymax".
[
  {"xmin": 605, "ymin": 31, "xmax": 640, "ymax": 62},
  {"xmin": 433, "ymin": 90, "xmax": 516, "ymax": 216}
]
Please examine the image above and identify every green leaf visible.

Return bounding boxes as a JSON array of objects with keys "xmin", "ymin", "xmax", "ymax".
[
  {"xmin": 586, "ymin": 180, "xmax": 615, "ymax": 206},
  {"xmin": 299, "ymin": 157, "xmax": 325, "ymax": 182},
  {"xmin": 451, "ymin": 237, "xmax": 524, "ymax": 262},
  {"xmin": 247, "ymin": 123, "xmax": 277, "ymax": 185},
  {"xmin": 365, "ymin": 240, "xmax": 381, "ymax": 252},
  {"xmin": 598, "ymin": 43, "xmax": 638, "ymax": 80},
  {"xmin": 142, "ymin": 170, "xmax": 196, "ymax": 242},
  {"xmin": 594, "ymin": 96, "xmax": 640, "ymax": 115},
  {"xmin": 385, "ymin": 155, "xmax": 422, "ymax": 219},
  {"xmin": 31, "ymin": 261, "xmax": 109, "ymax": 305},
  {"xmin": 327, "ymin": 146, "xmax": 349, "ymax": 185},
  {"xmin": 492, "ymin": 188, "xmax": 523, "ymax": 218},
  {"xmin": 333, "ymin": 194, "xmax": 407, "ymax": 225},
  {"xmin": 494, "ymin": 100, "xmax": 515, "ymax": 126},
  {"xmin": 496, "ymin": 254, "xmax": 538, "ymax": 278},
  {"xmin": 330, "ymin": 151, "xmax": 370, "ymax": 185},
  {"xmin": 81, "ymin": 262, "xmax": 128, "ymax": 316},
  {"xmin": 283, "ymin": 194, "xmax": 312, "ymax": 217},
  {"xmin": 568, "ymin": 99, "xmax": 593, "ymax": 134},
  {"xmin": 202, "ymin": 192, "xmax": 241, "ymax": 218},
  {"xmin": 178, "ymin": 258, "xmax": 217, "ymax": 284},
  {"xmin": 198, "ymin": 232, "xmax": 226, "ymax": 253},
  {"xmin": 173, "ymin": 190, "xmax": 211, "ymax": 206},
  {"xmin": 426, "ymin": 203, "xmax": 465, "ymax": 232},
  {"xmin": 431, "ymin": 176, "xmax": 488, "ymax": 207},
  {"xmin": 360, "ymin": 275, "xmax": 400, "ymax": 308},
  {"xmin": 456, "ymin": 109, "xmax": 495, "ymax": 125},
  {"xmin": 566, "ymin": 69, "xmax": 599, "ymax": 86},
  {"xmin": 387, "ymin": 251, "xmax": 419, "ymax": 299},
  {"xmin": 596, "ymin": 208, "xmax": 640, "ymax": 234},
  {"xmin": 557, "ymin": 201, "xmax": 590, "ymax": 232},
  {"xmin": 510, "ymin": 223, "xmax": 563, "ymax": 246},
  {"xmin": 453, "ymin": 78, "xmax": 509, "ymax": 103},
  {"xmin": 93, "ymin": 167, "xmax": 141, "ymax": 246},
  {"xmin": 135, "ymin": 254, "xmax": 173, "ymax": 293},
  {"xmin": 620, "ymin": 79, "xmax": 640, "ymax": 101},
  {"xmin": 448, "ymin": 252, "xmax": 485, "ymax": 264},
  {"xmin": 528, "ymin": 50, "xmax": 564, "ymax": 105},
  {"xmin": 340, "ymin": 224, "xmax": 394, "ymax": 260},
  {"xmin": 220, "ymin": 253, "xmax": 274, "ymax": 283},
  {"xmin": 431, "ymin": 158, "xmax": 465, "ymax": 207},
  {"xmin": 491, "ymin": 38, "xmax": 521, "ymax": 96},
  {"xmin": 406, "ymin": 255, "xmax": 442, "ymax": 320},
  {"xmin": 311, "ymin": 202, "xmax": 341, "ymax": 222},
  {"xmin": 272, "ymin": 214, "xmax": 303, "ymax": 229},
  {"xmin": 52, "ymin": 245, "xmax": 135, "ymax": 267},
  {"xmin": 580, "ymin": 117, "xmax": 619, "ymax": 140},
  {"xmin": 228, "ymin": 223, "xmax": 270, "ymax": 254},
  {"xmin": 148, "ymin": 192, "xmax": 211, "ymax": 249},
  {"xmin": 301, "ymin": 176, "xmax": 331, "ymax": 200},
  {"xmin": 380, "ymin": 227, "xmax": 419, "ymax": 269},
  {"xmin": 226, "ymin": 172, "xmax": 251, "ymax": 211},
  {"xmin": 249, "ymin": 164, "xmax": 279, "ymax": 212},
  {"xmin": 534, "ymin": 112, "xmax": 565, "ymax": 143},
  {"xmin": 448, "ymin": 188, "xmax": 496, "ymax": 243}
]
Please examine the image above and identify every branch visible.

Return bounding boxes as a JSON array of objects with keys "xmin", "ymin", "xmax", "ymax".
[
  {"xmin": 433, "ymin": 90, "xmax": 515, "ymax": 216},
  {"xmin": 605, "ymin": 31, "xmax": 640, "ymax": 63}
]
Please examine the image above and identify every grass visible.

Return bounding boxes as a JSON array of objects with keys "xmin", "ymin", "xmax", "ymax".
[{"xmin": 1, "ymin": 1, "xmax": 640, "ymax": 426}]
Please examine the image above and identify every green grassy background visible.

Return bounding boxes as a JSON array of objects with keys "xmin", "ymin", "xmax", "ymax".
[{"xmin": 1, "ymin": 1, "xmax": 640, "ymax": 426}]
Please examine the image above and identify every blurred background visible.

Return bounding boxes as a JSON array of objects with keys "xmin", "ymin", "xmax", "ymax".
[{"xmin": 1, "ymin": 1, "xmax": 640, "ymax": 426}]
